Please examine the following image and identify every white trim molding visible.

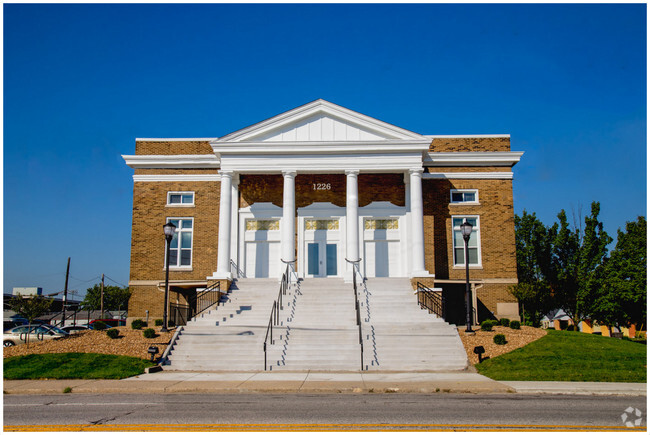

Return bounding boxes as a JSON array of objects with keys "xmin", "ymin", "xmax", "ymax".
[
  {"xmin": 123, "ymin": 154, "xmax": 220, "ymax": 169},
  {"xmin": 424, "ymin": 151, "xmax": 523, "ymax": 167},
  {"xmin": 423, "ymin": 172, "xmax": 513, "ymax": 180},
  {"xmin": 133, "ymin": 174, "xmax": 220, "ymax": 182}
]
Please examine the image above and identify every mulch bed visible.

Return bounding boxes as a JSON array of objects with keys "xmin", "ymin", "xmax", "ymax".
[
  {"xmin": 459, "ymin": 325, "xmax": 547, "ymax": 365},
  {"xmin": 3, "ymin": 327, "xmax": 175, "ymax": 361}
]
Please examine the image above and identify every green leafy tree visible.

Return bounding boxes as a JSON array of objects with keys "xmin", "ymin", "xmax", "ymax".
[
  {"xmin": 81, "ymin": 285, "xmax": 131, "ymax": 312},
  {"xmin": 6, "ymin": 295, "xmax": 53, "ymax": 347},
  {"xmin": 509, "ymin": 210, "xmax": 553, "ymax": 325},
  {"xmin": 551, "ymin": 202, "xmax": 611, "ymax": 329},
  {"xmin": 592, "ymin": 216, "xmax": 646, "ymax": 330}
]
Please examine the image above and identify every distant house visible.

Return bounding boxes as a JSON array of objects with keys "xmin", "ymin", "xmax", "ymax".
[{"xmin": 541, "ymin": 308, "xmax": 574, "ymax": 330}]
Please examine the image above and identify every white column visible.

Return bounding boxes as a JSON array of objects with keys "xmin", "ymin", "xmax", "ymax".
[
  {"xmin": 409, "ymin": 168, "xmax": 428, "ymax": 277},
  {"xmin": 213, "ymin": 170, "xmax": 233, "ymax": 279},
  {"xmin": 230, "ymin": 173, "xmax": 240, "ymax": 276},
  {"xmin": 281, "ymin": 170, "xmax": 297, "ymax": 265},
  {"xmin": 345, "ymin": 170, "xmax": 360, "ymax": 282}
]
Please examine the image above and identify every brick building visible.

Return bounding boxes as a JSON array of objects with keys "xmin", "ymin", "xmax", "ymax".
[{"xmin": 123, "ymin": 100, "xmax": 523, "ymax": 325}]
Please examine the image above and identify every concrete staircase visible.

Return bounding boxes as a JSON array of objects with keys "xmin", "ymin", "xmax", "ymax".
[
  {"xmin": 164, "ymin": 278, "xmax": 281, "ymax": 371},
  {"xmin": 164, "ymin": 276, "xmax": 467, "ymax": 372},
  {"xmin": 361, "ymin": 278, "xmax": 468, "ymax": 371},
  {"xmin": 271, "ymin": 279, "xmax": 361, "ymax": 371}
]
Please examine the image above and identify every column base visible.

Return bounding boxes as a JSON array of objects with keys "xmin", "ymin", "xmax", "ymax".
[
  {"xmin": 208, "ymin": 271, "xmax": 232, "ymax": 280},
  {"xmin": 410, "ymin": 270, "xmax": 433, "ymax": 278}
]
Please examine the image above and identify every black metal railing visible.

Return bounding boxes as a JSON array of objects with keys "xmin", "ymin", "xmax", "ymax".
[
  {"xmin": 417, "ymin": 282, "xmax": 446, "ymax": 320},
  {"xmin": 347, "ymin": 258, "xmax": 364, "ymax": 371},
  {"xmin": 230, "ymin": 259, "xmax": 246, "ymax": 278},
  {"xmin": 263, "ymin": 263, "xmax": 291, "ymax": 370},
  {"xmin": 169, "ymin": 281, "xmax": 223, "ymax": 327}
]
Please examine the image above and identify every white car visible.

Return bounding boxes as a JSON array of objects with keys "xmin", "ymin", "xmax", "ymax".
[{"xmin": 3, "ymin": 324, "xmax": 69, "ymax": 347}]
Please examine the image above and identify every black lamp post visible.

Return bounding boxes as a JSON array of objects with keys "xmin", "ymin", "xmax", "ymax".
[
  {"xmin": 161, "ymin": 221, "xmax": 176, "ymax": 333},
  {"xmin": 460, "ymin": 220, "xmax": 474, "ymax": 333}
]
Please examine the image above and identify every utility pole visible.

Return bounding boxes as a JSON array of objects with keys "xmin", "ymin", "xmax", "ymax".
[
  {"xmin": 100, "ymin": 274, "xmax": 105, "ymax": 319},
  {"xmin": 62, "ymin": 257, "xmax": 70, "ymax": 327}
]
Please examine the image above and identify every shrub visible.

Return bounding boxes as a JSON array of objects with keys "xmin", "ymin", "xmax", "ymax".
[
  {"xmin": 499, "ymin": 318, "xmax": 510, "ymax": 327},
  {"xmin": 143, "ymin": 328, "xmax": 156, "ymax": 339},
  {"xmin": 566, "ymin": 325, "xmax": 575, "ymax": 331},
  {"xmin": 106, "ymin": 329, "xmax": 120, "ymax": 339},
  {"xmin": 92, "ymin": 321, "xmax": 107, "ymax": 331},
  {"xmin": 490, "ymin": 319, "xmax": 500, "ymax": 327},
  {"xmin": 480, "ymin": 320, "xmax": 493, "ymax": 331},
  {"xmin": 131, "ymin": 319, "xmax": 146, "ymax": 329},
  {"xmin": 510, "ymin": 321, "xmax": 521, "ymax": 330},
  {"xmin": 154, "ymin": 319, "xmax": 163, "ymax": 326},
  {"xmin": 493, "ymin": 334, "xmax": 507, "ymax": 345}
]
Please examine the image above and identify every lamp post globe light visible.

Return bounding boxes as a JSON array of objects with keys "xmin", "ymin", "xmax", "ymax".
[
  {"xmin": 161, "ymin": 221, "xmax": 176, "ymax": 333},
  {"xmin": 460, "ymin": 220, "xmax": 474, "ymax": 333}
]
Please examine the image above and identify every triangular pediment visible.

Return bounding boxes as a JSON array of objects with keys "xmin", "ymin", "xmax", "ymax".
[{"xmin": 216, "ymin": 99, "xmax": 425, "ymax": 143}]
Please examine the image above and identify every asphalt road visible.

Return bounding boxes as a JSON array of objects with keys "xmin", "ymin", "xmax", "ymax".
[{"xmin": 3, "ymin": 393, "xmax": 647, "ymax": 431}]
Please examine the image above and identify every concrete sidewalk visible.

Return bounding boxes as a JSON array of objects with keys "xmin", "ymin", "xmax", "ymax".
[{"xmin": 3, "ymin": 371, "xmax": 646, "ymax": 396}]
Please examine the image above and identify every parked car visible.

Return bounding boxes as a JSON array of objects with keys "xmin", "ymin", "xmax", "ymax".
[
  {"xmin": 3, "ymin": 324, "xmax": 69, "ymax": 347},
  {"xmin": 4, "ymin": 318, "xmax": 28, "ymax": 331},
  {"xmin": 61, "ymin": 325, "xmax": 90, "ymax": 334},
  {"xmin": 88, "ymin": 319, "xmax": 126, "ymax": 329}
]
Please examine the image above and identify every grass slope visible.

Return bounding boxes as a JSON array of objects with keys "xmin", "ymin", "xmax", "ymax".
[
  {"xmin": 476, "ymin": 330, "xmax": 647, "ymax": 382},
  {"xmin": 3, "ymin": 353, "xmax": 154, "ymax": 380}
]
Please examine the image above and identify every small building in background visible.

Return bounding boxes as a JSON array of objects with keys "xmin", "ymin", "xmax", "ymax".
[{"xmin": 12, "ymin": 287, "xmax": 43, "ymax": 297}]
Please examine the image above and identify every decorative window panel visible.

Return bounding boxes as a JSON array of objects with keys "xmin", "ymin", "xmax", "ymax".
[
  {"xmin": 246, "ymin": 220, "xmax": 280, "ymax": 231},
  {"xmin": 365, "ymin": 218, "xmax": 399, "ymax": 230},
  {"xmin": 305, "ymin": 219, "xmax": 339, "ymax": 230}
]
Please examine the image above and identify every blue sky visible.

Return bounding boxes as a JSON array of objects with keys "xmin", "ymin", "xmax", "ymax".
[{"xmin": 3, "ymin": 3, "xmax": 646, "ymax": 297}]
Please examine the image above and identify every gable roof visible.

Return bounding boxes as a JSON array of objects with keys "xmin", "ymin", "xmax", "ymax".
[{"xmin": 214, "ymin": 99, "xmax": 427, "ymax": 143}]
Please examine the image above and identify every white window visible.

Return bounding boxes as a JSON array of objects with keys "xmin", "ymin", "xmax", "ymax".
[
  {"xmin": 452, "ymin": 216, "xmax": 481, "ymax": 266},
  {"xmin": 167, "ymin": 218, "xmax": 193, "ymax": 268},
  {"xmin": 167, "ymin": 192, "xmax": 194, "ymax": 206},
  {"xmin": 450, "ymin": 189, "xmax": 478, "ymax": 204}
]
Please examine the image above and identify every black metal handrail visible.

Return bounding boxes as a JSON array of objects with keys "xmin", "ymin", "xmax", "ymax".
[
  {"xmin": 190, "ymin": 281, "xmax": 222, "ymax": 317},
  {"xmin": 169, "ymin": 281, "xmax": 223, "ymax": 327},
  {"xmin": 263, "ymin": 264, "xmax": 290, "ymax": 370},
  {"xmin": 347, "ymin": 259, "xmax": 364, "ymax": 371},
  {"xmin": 417, "ymin": 282, "xmax": 446, "ymax": 320},
  {"xmin": 230, "ymin": 259, "xmax": 246, "ymax": 278}
]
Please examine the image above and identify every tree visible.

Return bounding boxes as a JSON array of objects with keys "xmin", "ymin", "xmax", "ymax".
[
  {"xmin": 81, "ymin": 285, "xmax": 131, "ymax": 312},
  {"xmin": 551, "ymin": 202, "xmax": 611, "ymax": 329},
  {"xmin": 509, "ymin": 210, "xmax": 553, "ymax": 325},
  {"xmin": 592, "ymin": 216, "xmax": 646, "ymax": 330},
  {"xmin": 6, "ymin": 295, "xmax": 53, "ymax": 347}
]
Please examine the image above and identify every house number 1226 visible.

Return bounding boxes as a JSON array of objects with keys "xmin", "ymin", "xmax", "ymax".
[{"xmin": 313, "ymin": 183, "xmax": 331, "ymax": 191}]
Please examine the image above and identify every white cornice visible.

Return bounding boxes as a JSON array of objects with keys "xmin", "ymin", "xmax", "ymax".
[
  {"xmin": 135, "ymin": 138, "xmax": 218, "ymax": 142},
  {"xmin": 133, "ymin": 174, "xmax": 220, "ymax": 182},
  {"xmin": 424, "ymin": 151, "xmax": 523, "ymax": 167},
  {"xmin": 122, "ymin": 154, "xmax": 220, "ymax": 169},
  {"xmin": 219, "ymin": 152, "xmax": 423, "ymax": 173},
  {"xmin": 215, "ymin": 99, "xmax": 426, "ymax": 142},
  {"xmin": 423, "ymin": 172, "xmax": 514, "ymax": 180},
  {"xmin": 212, "ymin": 140, "xmax": 430, "ymax": 156}
]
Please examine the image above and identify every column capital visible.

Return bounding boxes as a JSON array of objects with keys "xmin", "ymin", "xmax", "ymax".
[
  {"xmin": 345, "ymin": 169, "xmax": 360, "ymax": 176},
  {"xmin": 282, "ymin": 169, "xmax": 297, "ymax": 177},
  {"xmin": 409, "ymin": 168, "xmax": 424, "ymax": 176},
  {"xmin": 218, "ymin": 170, "xmax": 234, "ymax": 178}
]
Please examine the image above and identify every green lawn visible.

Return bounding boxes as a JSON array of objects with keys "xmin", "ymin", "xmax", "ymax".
[
  {"xmin": 476, "ymin": 329, "xmax": 647, "ymax": 382},
  {"xmin": 3, "ymin": 353, "xmax": 154, "ymax": 380}
]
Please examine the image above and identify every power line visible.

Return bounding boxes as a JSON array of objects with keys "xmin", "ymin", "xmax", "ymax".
[{"xmin": 103, "ymin": 275, "xmax": 127, "ymax": 287}]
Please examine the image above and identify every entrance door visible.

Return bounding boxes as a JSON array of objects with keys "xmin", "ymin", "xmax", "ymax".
[{"xmin": 307, "ymin": 242, "xmax": 338, "ymax": 277}]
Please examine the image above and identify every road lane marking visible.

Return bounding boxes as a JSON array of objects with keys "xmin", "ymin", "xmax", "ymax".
[{"xmin": 4, "ymin": 423, "xmax": 647, "ymax": 432}]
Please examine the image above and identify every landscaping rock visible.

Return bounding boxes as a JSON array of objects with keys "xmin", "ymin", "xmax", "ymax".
[{"xmin": 459, "ymin": 325, "xmax": 547, "ymax": 365}]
